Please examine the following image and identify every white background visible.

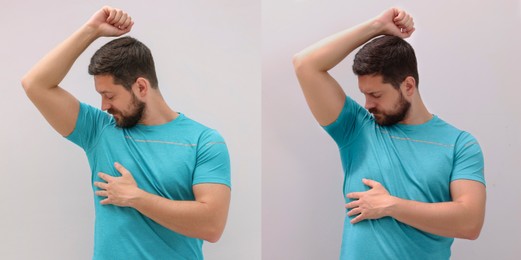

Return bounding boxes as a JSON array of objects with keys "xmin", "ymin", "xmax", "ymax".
[
  {"xmin": 1, "ymin": 1, "xmax": 260, "ymax": 259},
  {"xmin": 263, "ymin": 0, "xmax": 521, "ymax": 259}
]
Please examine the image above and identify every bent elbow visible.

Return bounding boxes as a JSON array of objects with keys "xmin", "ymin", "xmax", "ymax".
[
  {"xmin": 463, "ymin": 228, "xmax": 482, "ymax": 240},
  {"xmin": 292, "ymin": 52, "xmax": 307, "ymax": 74},
  {"xmin": 21, "ymin": 76, "xmax": 33, "ymax": 93},
  {"xmin": 203, "ymin": 226, "xmax": 225, "ymax": 243},
  {"xmin": 459, "ymin": 222, "xmax": 483, "ymax": 240}
]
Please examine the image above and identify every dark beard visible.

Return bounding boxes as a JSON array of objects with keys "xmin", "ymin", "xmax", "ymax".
[
  {"xmin": 110, "ymin": 93, "xmax": 146, "ymax": 128},
  {"xmin": 370, "ymin": 92, "xmax": 411, "ymax": 126}
]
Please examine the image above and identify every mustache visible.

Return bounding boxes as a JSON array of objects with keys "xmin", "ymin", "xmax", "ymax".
[{"xmin": 108, "ymin": 109, "xmax": 120, "ymax": 115}]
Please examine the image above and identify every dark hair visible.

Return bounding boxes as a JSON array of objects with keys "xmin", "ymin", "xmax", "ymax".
[
  {"xmin": 352, "ymin": 35, "xmax": 419, "ymax": 89},
  {"xmin": 88, "ymin": 36, "xmax": 159, "ymax": 90}
]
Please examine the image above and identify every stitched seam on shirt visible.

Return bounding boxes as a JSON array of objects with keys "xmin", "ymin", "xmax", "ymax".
[
  {"xmin": 379, "ymin": 128, "xmax": 454, "ymax": 148},
  {"xmin": 204, "ymin": 142, "xmax": 226, "ymax": 146},
  {"xmin": 389, "ymin": 135, "xmax": 454, "ymax": 148},
  {"xmin": 125, "ymin": 136, "xmax": 197, "ymax": 147},
  {"xmin": 463, "ymin": 141, "xmax": 478, "ymax": 147},
  {"xmin": 85, "ymin": 121, "xmax": 112, "ymax": 153}
]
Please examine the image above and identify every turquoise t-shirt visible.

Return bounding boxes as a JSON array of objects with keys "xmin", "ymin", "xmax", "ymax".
[
  {"xmin": 66, "ymin": 102, "xmax": 231, "ymax": 260},
  {"xmin": 323, "ymin": 96, "xmax": 485, "ymax": 260}
]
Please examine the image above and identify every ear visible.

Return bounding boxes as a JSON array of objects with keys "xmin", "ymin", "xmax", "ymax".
[
  {"xmin": 133, "ymin": 77, "xmax": 150, "ymax": 97},
  {"xmin": 401, "ymin": 76, "xmax": 417, "ymax": 97}
]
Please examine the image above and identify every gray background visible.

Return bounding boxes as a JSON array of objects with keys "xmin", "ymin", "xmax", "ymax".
[
  {"xmin": 1, "ymin": 1, "xmax": 260, "ymax": 259},
  {"xmin": 262, "ymin": 0, "xmax": 521, "ymax": 259}
]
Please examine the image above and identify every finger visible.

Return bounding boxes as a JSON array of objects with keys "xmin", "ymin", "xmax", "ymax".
[
  {"xmin": 393, "ymin": 8, "xmax": 405, "ymax": 22},
  {"xmin": 395, "ymin": 17, "xmax": 409, "ymax": 30},
  {"xmin": 98, "ymin": 172, "xmax": 113, "ymax": 182},
  {"xmin": 114, "ymin": 12, "xmax": 128, "ymax": 27},
  {"xmin": 114, "ymin": 162, "xmax": 131, "ymax": 176},
  {"xmin": 110, "ymin": 10, "xmax": 123, "ymax": 25},
  {"xmin": 121, "ymin": 21, "xmax": 135, "ymax": 33},
  {"xmin": 93, "ymin": 181, "xmax": 108, "ymax": 190},
  {"xmin": 351, "ymin": 214, "xmax": 364, "ymax": 224},
  {"xmin": 347, "ymin": 208, "xmax": 361, "ymax": 217},
  {"xmin": 345, "ymin": 201, "xmax": 359, "ymax": 209},
  {"xmin": 95, "ymin": 190, "xmax": 108, "ymax": 197},
  {"xmin": 362, "ymin": 178, "xmax": 379, "ymax": 188},
  {"xmin": 404, "ymin": 17, "xmax": 414, "ymax": 29},
  {"xmin": 401, "ymin": 17, "xmax": 414, "ymax": 32},
  {"xmin": 105, "ymin": 8, "xmax": 117, "ymax": 23},
  {"xmin": 100, "ymin": 198, "xmax": 110, "ymax": 205},
  {"xmin": 346, "ymin": 192, "xmax": 361, "ymax": 199},
  {"xmin": 120, "ymin": 16, "xmax": 133, "ymax": 30}
]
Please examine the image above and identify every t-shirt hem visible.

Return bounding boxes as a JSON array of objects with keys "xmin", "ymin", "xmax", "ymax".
[
  {"xmin": 193, "ymin": 179, "xmax": 231, "ymax": 188},
  {"xmin": 450, "ymin": 176, "xmax": 486, "ymax": 186}
]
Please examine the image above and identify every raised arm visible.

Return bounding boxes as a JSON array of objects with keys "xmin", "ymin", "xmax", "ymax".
[
  {"xmin": 21, "ymin": 6, "xmax": 133, "ymax": 136},
  {"xmin": 292, "ymin": 8, "xmax": 415, "ymax": 126}
]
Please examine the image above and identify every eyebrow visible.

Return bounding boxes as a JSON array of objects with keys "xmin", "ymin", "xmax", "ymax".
[{"xmin": 361, "ymin": 90, "xmax": 381, "ymax": 95}]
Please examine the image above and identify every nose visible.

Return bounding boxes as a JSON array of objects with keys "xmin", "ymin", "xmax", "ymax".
[
  {"xmin": 101, "ymin": 100, "xmax": 111, "ymax": 111},
  {"xmin": 365, "ymin": 100, "xmax": 375, "ymax": 110}
]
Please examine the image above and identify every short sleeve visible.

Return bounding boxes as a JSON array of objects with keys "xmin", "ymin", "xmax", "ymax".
[
  {"xmin": 322, "ymin": 96, "xmax": 372, "ymax": 148},
  {"xmin": 450, "ymin": 132, "xmax": 485, "ymax": 185},
  {"xmin": 66, "ymin": 102, "xmax": 112, "ymax": 152},
  {"xmin": 192, "ymin": 129, "xmax": 231, "ymax": 188}
]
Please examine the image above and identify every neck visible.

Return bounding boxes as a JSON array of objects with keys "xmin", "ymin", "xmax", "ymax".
[
  {"xmin": 139, "ymin": 93, "xmax": 178, "ymax": 125},
  {"xmin": 399, "ymin": 97, "xmax": 432, "ymax": 125}
]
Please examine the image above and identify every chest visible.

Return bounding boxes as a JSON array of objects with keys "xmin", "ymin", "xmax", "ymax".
[
  {"xmin": 342, "ymin": 129, "xmax": 455, "ymax": 202},
  {"xmin": 88, "ymin": 129, "xmax": 199, "ymax": 200}
]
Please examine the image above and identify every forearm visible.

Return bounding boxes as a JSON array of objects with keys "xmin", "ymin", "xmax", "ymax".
[
  {"xmin": 388, "ymin": 197, "xmax": 484, "ymax": 239},
  {"xmin": 22, "ymin": 24, "xmax": 98, "ymax": 92},
  {"xmin": 130, "ymin": 189, "xmax": 229, "ymax": 243},
  {"xmin": 293, "ymin": 20, "xmax": 381, "ymax": 72}
]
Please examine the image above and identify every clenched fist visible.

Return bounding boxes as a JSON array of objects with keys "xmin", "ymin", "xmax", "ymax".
[{"xmin": 85, "ymin": 6, "xmax": 134, "ymax": 37}]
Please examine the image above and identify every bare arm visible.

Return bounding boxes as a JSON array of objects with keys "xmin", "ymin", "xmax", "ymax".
[
  {"xmin": 21, "ymin": 6, "xmax": 133, "ymax": 136},
  {"xmin": 95, "ymin": 163, "xmax": 231, "ymax": 243},
  {"xmin": 131, "ymin": 184, "xmax": 231, "ymax": 243},
  {"xmin": 346, "ymin": 179, "xmax": 486, "ymax": 240},
  {"xmin": 292, "ymin": 8, "xmax": 415, "ymax": 126}
]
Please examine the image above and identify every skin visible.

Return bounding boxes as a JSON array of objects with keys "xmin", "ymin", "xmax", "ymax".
[
  {"xmin": 22, "ymin": 6, "xmax": 230, "ymax": 243},
  {"xmin": 293, "ymin": 8, "xmax": 486, "ymax": 240},
  {"xmin": 95, "ymin": 75, "xmax": 146, "ymax": 128},
  {"xmin": 359, "ymin": 74, "xmax": 413, "ymax": 126}
]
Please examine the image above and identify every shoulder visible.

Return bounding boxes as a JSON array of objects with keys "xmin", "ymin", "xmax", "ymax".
[
  {"xmin": 431, "ymin": 116, "xmax": 479, "ymax": 144},
  {"xmin": 178, "ymin": 114, "xmax": 226, "ymax": 143}
]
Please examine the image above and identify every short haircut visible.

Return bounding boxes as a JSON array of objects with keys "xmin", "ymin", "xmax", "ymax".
[
  {"xmin": 352, "ymin": 35, "xmax": 419, "ymax": 89},
  {"xmin": 88, "ymin": 36, "xmax": 159, "ymax": 90}
]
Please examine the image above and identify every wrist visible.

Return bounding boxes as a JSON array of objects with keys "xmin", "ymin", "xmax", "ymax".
[
  {"xmin": 79, "ymin": 23, "xmax": 102, "ymax": 41},
  {"xmin": 128, "ymin": 188, "xmax": 147, "ymax": 208},
  {"xmin": 385, "ymin": 195, "xmax": 400, "ymax": 217},
  {"xmin": 366, "ymin": 18, "xmax": 387, "ymax": 37}
]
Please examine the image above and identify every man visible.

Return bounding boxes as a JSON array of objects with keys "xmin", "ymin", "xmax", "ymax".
[
  {"xmin": 293, "ymin": 8, "xmax": 485, "ymax": 259},
  {"xmin": 22, "ymin": 6, "xmax": 231, "ymax": 259}
]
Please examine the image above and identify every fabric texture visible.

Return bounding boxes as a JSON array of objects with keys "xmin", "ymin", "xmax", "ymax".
[
  {"xmin": 66, "ymin": 102, "xmax": 231, "ymax": 260},
  {"xmin": 323, "ymin": 96, "xmax": 485, "ymax": 260}
]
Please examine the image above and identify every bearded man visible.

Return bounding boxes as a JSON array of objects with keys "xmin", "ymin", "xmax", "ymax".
[
  {"xmin": 22, "ymin": 6, "xmax": 231, "ymax": 259},
  {"xmin": 293, "ymin": 7, "xmax": 486, "ymax": 259}
]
